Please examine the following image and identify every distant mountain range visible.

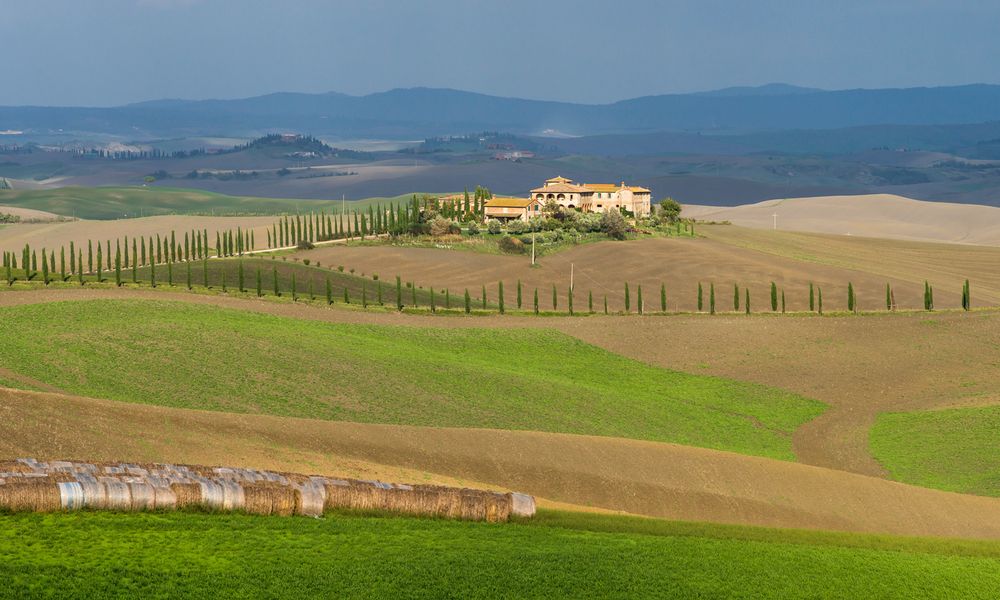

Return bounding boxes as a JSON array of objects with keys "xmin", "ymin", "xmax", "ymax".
[{"xmin": 3, "ymin": 84, "xmax": 1000, "ymax": 139}]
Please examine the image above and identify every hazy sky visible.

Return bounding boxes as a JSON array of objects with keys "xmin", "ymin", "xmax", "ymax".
[{"xmin": 3, "ymin": 0, "xmax": 999, "ymax": 106}]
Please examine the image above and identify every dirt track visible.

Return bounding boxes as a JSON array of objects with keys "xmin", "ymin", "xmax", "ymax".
[
  {"xmin": 2, "ymin": 287, "xmax": 998, "ymax": 480},
  {"xmin": 294, "ymin": 232, "xmax": 994, "ymax": 311},
  {"xmin": 4, "ymin": 387, "xmax": 1000, "ymax": 539}
]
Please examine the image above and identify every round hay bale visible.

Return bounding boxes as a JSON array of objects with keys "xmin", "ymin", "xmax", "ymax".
[
  {"xmin": 322, "ymin": 481, "xmax": 353, "ymax": 511},
  {"xmin": 77, "ymin": 480, "xmax": 108, "ymax": 509},
  {"xmin": 243, "ymin": 484, "xmax": 297, "ymax": 516},
  {"xmin": 100, "ymin": 478, "xmax": 131, "ymax": 510},
  {"xmin": 129, "ymin": 482, "xmax": 156, "ymax": 511},
  {"xmin": 294, "ymin": 480, "xmax": 325, "ymax": 516},
  {"xmin": 0, "ymin": 482, "xmax": 61, "ymax": 512},
  {"xmin": 58, "ymin": 482, "xmax": 85, "ymax": 511},
  {"xmin": 153, "ymin": 486, "xmax": 177, "ymax": 510},
  {"xmin": 219, "ymin": 481, "xmax": 245, "ymax": 511},
  {"xmin": 510, "ymin": 493, "xmax": 536, "ymax": 517},
  {"xmin": 198, "ymin": 480, "xmax": 225, "ymax": 510},
  {"xmin": 170, "ymin": 483, "xmax": 202, "ymax": 509},
  {"xmin": 242, "ymin": 484, "xmax": 274, "ymax": 516}
]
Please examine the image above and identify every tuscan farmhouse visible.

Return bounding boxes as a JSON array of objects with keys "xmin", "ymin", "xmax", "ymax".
[
  {"xmin": 483, "ymin": 197, "xmax": 544, "ymax": 222},
  {"xmin": 530, "ymin": 176, "xmax": 651, "ymax": 216}
]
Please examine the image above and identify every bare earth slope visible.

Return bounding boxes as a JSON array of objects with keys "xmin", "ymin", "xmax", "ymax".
[
  {"xmin": 684, "ymin": 194, "xmax": 1000, "ymax": 246},
  {"xmin": 4, "ymin": 387, "xmax": 1000, "ymax": 539},
  {"xmin": 1, "ymin": 288, "xmax": 998, "ymax": 481}
]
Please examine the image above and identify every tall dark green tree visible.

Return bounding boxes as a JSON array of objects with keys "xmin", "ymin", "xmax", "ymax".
[
  {"xmin": 589, "ymin": 290, "xmax": 594, "ymax": 313},
  {"xmin": 848, "ymin": 282, "xmax": 856, "ymax": 313},
  {"xmin": 709, "ymin": 283, "xmax": 716, "ymax": 315},
  {"xmin": 660, "ymin": 283, "xmax": 667, "ymax": 313},
  {"xmin": 464, "ymin": 288, "xmax": 471, "ymax": 314},
  {"xmin": 697, "ymin": 282, "xmax": 703, "ymax": 312},
  {"xmin": 745, "ymin": 289, "xmax": 750, "ymax": 315},
  {"xmin": 552, "ymin": 284, "xmax": 558, "ymax": 310},
  {"xmin": 41, "ymin": 248, "xmax": 49, "ymax": 284},
  {"xmin": 886, "ymin": 283, "xmax": 892, "ymax": 311},
  {"xmin": 781, "ymin": 290, "xmax": 786, "ymax": 313},
  {"xmin": 96, "ymin": 244, "xmax": 103, "ymax": 282},
  {"xmin": 624, "ymin": 283, "xmax": 630, "ymax": 312},
  {"xmin": 69, "ymin": 241, "xmax": 76, "ymax": 274},
  {"xmin": 962, "ymin": 279, "xmax": 971, "ymax": 311},
  {"xmin": 186, "ymin": 260, "xmax": 192, "ymax": 290},
  {"xmin": 516, "ymin": 280, "xmax": 522, "ymax": 309},
  {"xmin": 533, "ymin": 289, "xmax": 539, "ymax": 315},
  {"xmin": 770, "ymin": 282, "xmax": 778, "ymax": 311},
  {"xmin": 396, "ymin": 276, "xmax": 403, "ymax": 310},
  {"xmin": 733, "ymin": 284, "xmax": 740, "ymax": 312},
  {"xmin": 604, "ymin": 295, "xmax": 608, "ymax": 315},
  {"xmin": 59, "ymin": 247, "xmax": 66, "ymax": 281},
  {"xmin": 498, "ymin": 281, "xmax": 505, "ymax": 315},
  {"xmin": 818, "ymin": 287, "xmax": 823, "ymax": 315},
  {"xmin": 78, "ymin": 252, "xmax": 84, "ymax": 286},
  {"xmin": 114, "ymin": 244, "xmax": 122, "ymax": 286},
  {"xmin": 88, "ymin": 240, "xmax": 94, "ymax": 274},
  {"xmin": 809, "ymin": 283, "xmax": 815, "ymax": 312},
  {"xmin": 568, "ymin": 286, "xmax": 574, "ymax": 315}
]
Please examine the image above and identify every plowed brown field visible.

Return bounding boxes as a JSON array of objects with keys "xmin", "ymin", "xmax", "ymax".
[{"xmin": 5, "ymin": 387, "xmax": 1000, "ymax": 539}]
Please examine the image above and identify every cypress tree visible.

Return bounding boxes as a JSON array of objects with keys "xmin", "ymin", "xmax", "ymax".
[
  {"xmin": 781, "ymin": 290, "xmax": 786, "ymax": 313},
  {"xmin": 745, "ymin": 289, "xmax": 750, "ymax": 315},
  {"xmin": 516, "ymin": 280, "xmax": 522, "ymax": 309},
  {"xmin": 660, "ymin": 283, "xmax": 667, "ymax": 312},
  {"xmin": 809, "ymin": 283, "xmax": 815, "ymax": 312},
  {"xmin": 396, "ymin": 276, "xmax": 403, "ymax": 310},
  {"xmin": 132, "ymin": 240, "xmax": 138, "ymax": 282},
  {"xmin": 49, "ymin": 249, "xmax": 55, "ymax": 275},
  {"xmin": 848, "ymin": 282, "xmax": 855, "ymax": 313},
  {"xmin": 170, "ymin": 231, "xmax": 176, "ymax": 262},
  {"xmin": 69, "ymin": 241, "xmax": 76, "ymax": 274},
  {"xmin": 59, "ymin": 247, "xmax": 66, "ymax": 281},
  {"xmin": 123, "ymin": 237, "xmax": 129, "ymax": 268},
  {"xmin": 96, "ymin": 244, "xmax": 103, "ymax": 282},
  {"xmin": 963, "ymin": 279, "xmax": 971, "ymax": 311},
  {"xmin": 238, "ymin": 261, "xmax": 245, "ymax": 292},
  {"xmin": 697, "ymin": 282, "xmax": 703, "ymax": 312},
  {"xmin": 770, "ymin": 282, "xmax": 778, "ymax": 311},
  {"xmin": 186, "ymin": 260, "xmax": 192, "ymax": 290},
  {"xmin": 818, "ymin": 288, "xmax": 823, "ymax": 315},
  {"xmin": 552, "ymin": 284, "xmax": 558, "ymax": 310},
  {"xmin": 533, "ymin": 289, "xmax": 539, "ymax": 314},
  {"xmin": 733, "ymin": 284, "xmax": 740, "ymax": 312},
  {"xmin": 150, "ymin": 256, "xmax": 156, "ymax": 288},
  {"xmin": 216, "ymin": 232, "xmax": 222, "ymax": 257},
  {"xmin": 273, "ymin": 266, "xmax": 280, "ymax": 296},
  {"xmin": 498, "ymin": 281, "xmax": 505, "ymax": 314},
  {"xmin": 325, "ymin": 277, "xmax": 332, "ymax": 304},
  {"xmin": 88, "ymin": 240, "xmax": 94, "ymax": 273},
  {"xmin": 114, "ymin": 245, "xmax": 121, "ymax": 286},
  {"xmin": 78, "ymin": 252, "xmax": 84, "ymax": 286},
  {"xmin": 886, "ymin": 283, "xmax": 892, "ymax": 311},
  {"xmin": 710, "ymin": 283, "xmax": 716, "ymax": 315},
  {"xmin": 481, "ymin": 284, "xmax": 486, "ymax": 310},
  {"xmin": 589, "ymin": 290, "xmax": 594, "ymax": 313},
  {"xmin": 41, "ymin": 248, "xmax": 49, "ymax": 284},
  {"xmin": 929, "ymin": 284, "xmax": 935, "ymax": 310},
  {"xmin": 464, "ymin": 288, "xmax": 471, "ymax": 314},
  {"xmin": 604, "ymin": 295, "xmax": 608, "ymax": 315},
  {"xmin": 624, "ymin": 283, "xmax": 630, "ymax": 312}
]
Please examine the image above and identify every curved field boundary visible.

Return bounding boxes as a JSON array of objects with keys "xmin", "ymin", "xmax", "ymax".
[{"xmin": 3, "ymin": 388, "xmax": 1000, "ymax": 539}]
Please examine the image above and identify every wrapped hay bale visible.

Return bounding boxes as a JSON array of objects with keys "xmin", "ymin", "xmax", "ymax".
[
  {"xmin": 58, "ymin": 482, "xmax": 85, "ymax": 510},
  {"xmin": 129, "ymin": 482, "xmax": 156, "ymax": 511},
  {"xmin": 197, "ymin": 480, "xmax": 226, "ymax": 510},
  {"xmin": 294, "ymin": 479, "xmax": 326, "ymax": 517},
  {"xmin": 0, "ymin": 481, "xmax": 62, "ymax": 512},
  {"xmin": 219, "ymin": 480, "xmax": 245, "ymax": 511},
  {"xmin": 170, "ymin": 483, "xmax": 203, "ymax": 509},
  {"xmin": 511, "ymin": 493, "xmax": 536, "ymax": 517},
  {"xmin": 100, "ymin": 478, "xmax": 132, "ymax": 510},
  {"xmin": 152, "ymin": 485, "xmax": 177, "ymax": 510},
  {"xmin": 74, "ymin": 475, "xmax": 108, "ymax": 509}
]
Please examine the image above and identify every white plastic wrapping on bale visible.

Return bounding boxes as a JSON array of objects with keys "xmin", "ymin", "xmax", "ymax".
[
  {"xmin": 101, "ymin": 478, "xmax": 132, "ymax": 509},
  {"xmin": 152, "ymin": 486, "xmax": 177, "ymax": 510},
  {"xmin": 76, "ymin": 478, "xmax": 108, "ymax": 509},
  {"xmin": 510, "ymin": 493, "xmax": 536, "ymax": 517},
  {"xmin": 198, "ymin": 480, "xmax": 225, "ymax": 509},
  {"xmin": 58, "ymin": 482, "xmax": 85, "ymax": 510},
  {"xmin": 220, "ymin": 480, "xmax": 245, "ymax": 511},
  {"xmin": 129, "ymin": 482, "xmax": 156, "ymax": 510},
  {"xmin": 296, "ymin": 479, "xmax": 326, "ymax": 516}
]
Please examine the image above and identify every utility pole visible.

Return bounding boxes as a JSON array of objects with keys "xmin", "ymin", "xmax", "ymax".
[
  {"xmin": 570, "ymin": 263, "xmax": 574, "ymax": 291},
  {"xmin": 531, "ymin": 231, "xmax": 536, "ymax": 266}
]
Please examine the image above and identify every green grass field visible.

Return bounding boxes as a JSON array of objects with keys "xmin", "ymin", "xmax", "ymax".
[
  {"xmin": 0, "ymin": 299, "xmax": 823, "ymax": 459},
  {"xmin": 2, "ymin": 510, "xmax": 998, "ymax": 599},
  {"xmin": 0, "ymin": 186, "xmax": 413, "ymax": 220},
  {"xmin": 871, "ymin": 405, "xmax": 1000, "ymax": 496}
]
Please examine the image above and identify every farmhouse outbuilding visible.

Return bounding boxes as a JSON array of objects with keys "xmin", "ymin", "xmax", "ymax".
[
  {"xmin": 530, "ymin": 176, "xmax": 651, "ymax": 216},
  {"xmin": 484, "ymin": 196, "xmax": 543, "ymax": 222}
]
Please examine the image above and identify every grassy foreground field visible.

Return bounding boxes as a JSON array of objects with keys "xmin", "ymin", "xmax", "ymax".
[
  {"xmin": 2, "ymin": 510, "xmax": 999, "ymax": 599},
  {"xmin": 871, "ymin": 405, "xmax": 1000, "ymax": 497},
  {"xmin": 0, "ymin": 186, "xmax": 412, "ymax": 219},
  {"xmin": 0, "ymin": 299, "xmax": 823, "ymax": 460}
]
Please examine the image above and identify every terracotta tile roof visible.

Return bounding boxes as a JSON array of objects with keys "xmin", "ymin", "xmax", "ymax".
[
  {"xmin": 545, "ymin": 176, "xmax": 573, "ymax": 183},
  {"xmin": 530, "ymin": 183, "xmax": 591, "ymax": 193},
  {"xmin": 485, "ymin": 197, "xmax": 538, "ymax": 208}
]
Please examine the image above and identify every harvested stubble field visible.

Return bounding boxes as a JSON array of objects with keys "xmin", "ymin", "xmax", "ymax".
[
  {"xmin": 5, "ymin": 510, "xmax": 1000, "ymax": 599},
  {"xmin": 0, "ymin": 299, "xmax": 822, "ymax": 460},
  {"xmin": 3, "ymin": 387, "xmax": 1000, "ymax": 539},
  {"xmin": 294, "ymin": 224, "xmax": 1000, "ymax": 312}
]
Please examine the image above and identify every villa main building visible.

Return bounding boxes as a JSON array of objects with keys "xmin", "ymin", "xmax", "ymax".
[{"xmin": 530, "ymin": 176, "xmax": 651, "ymax": 216}]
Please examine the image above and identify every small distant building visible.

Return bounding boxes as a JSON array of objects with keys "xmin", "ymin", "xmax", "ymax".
[
  {"xmin": 530, "ymin": 176, "xmax": 651, "ymax": 216},
  {"xmin": 484, "ymin": 197, "xmax": 543, "ymax": 222}
]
